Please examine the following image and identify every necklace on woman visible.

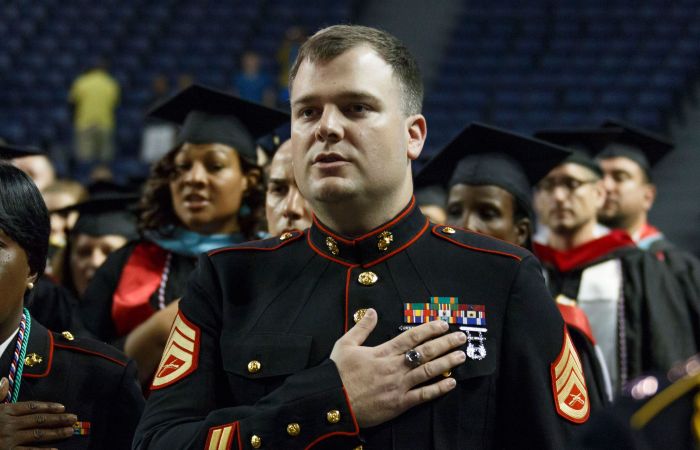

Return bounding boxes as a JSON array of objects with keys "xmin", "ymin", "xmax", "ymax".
[
  {"xmin": 158, "ymin": 252, "xmax": 173, "ymax": 310},
  {"xmin": 5, "ymin": 308, "xmax": 31, "ymax": 403}
]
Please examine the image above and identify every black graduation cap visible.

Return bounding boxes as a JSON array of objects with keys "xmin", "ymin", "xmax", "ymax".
[
  {"xmin": 415, "ymin": 184, "xmax": 446, "ymax": 208},
  {"xmin": 0, "ymin": 143, "xmax": 44, "ymax": 159},
  {"xmin": 58, "ymin": 194, "xmax": 140, "ymax": 240},
  {"xmin": 534, "ymin": 128, "xmax": 624, "ymax": 177},
  {"xmin": 147, "ymin": 84, "xmax": 290, "ymax": 164},
  {"xmin": 598, "ymin": 119, "xmax": 674, "ymax": 178},
  {"xmin": 416, "ymin": 122, "xmax": 572, "ymax": 220}
]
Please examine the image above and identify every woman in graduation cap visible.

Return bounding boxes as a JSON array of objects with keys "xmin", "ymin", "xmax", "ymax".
[
  {"xmin": 79, "ymin": 84, "xmax": 290, "ymax": 350},
  {"xmin": 415, "ymin": 123, "xmax": 571, "ymax": 249},
  {"xmin": 415, "ymin": 122, "xmax": 612, "ymax": 410},
  {"xmin": 56, "ymin": 193, "xmax": 140, "ymax": 300}
]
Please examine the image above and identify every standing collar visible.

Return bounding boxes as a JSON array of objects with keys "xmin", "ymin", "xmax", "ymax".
[{"xmin": 307, "ymin": 196, "xmax": 429, "ymax": 267}]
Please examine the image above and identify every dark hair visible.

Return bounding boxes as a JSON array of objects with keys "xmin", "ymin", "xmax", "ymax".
[
  {"xmin": 513, "ymin": 200, "xmax": 533, "ymax": 250},
  {"xmin": 289, "ymin": 24, "xmax": 423, "ymax": 115},
  {"xmin": 138, "ymin": 146, "xmax": 263, "ymax": 239},
  {"xmin": 0, "ymin": 162, "xmax": 50, "ymax": 277}
]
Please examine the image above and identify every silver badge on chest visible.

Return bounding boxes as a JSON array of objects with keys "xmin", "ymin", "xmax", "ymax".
[{"xmin": 460, "ymin": 326, "xmax": 487, "ymax": 360}]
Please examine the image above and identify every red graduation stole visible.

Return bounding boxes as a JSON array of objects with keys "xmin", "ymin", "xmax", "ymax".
[{"xmin": 112, "ymin": 242, "xmax": 168, "ymax": 337}]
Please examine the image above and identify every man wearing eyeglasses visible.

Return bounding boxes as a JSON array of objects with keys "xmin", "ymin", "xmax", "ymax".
[{"xmin": 531, "ymin": 133, "xmax": 696, "ymax": 396}]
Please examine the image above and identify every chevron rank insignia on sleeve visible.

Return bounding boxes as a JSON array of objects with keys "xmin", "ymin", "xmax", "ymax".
[
  {"xmin": 550, "ymin": 327, "xmax": 590, "ymax": 423},
  {"xmin": 151, "ymin": 311, "xmax": 200, "ymax": 390}
]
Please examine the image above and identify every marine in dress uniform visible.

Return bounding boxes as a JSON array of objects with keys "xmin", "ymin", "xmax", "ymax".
[
  {"xmin": 135, "ymin": 24, "xmax": 591, "ymax": 450},
  {"xmin": 0, "ymin": 315, "xmax": 144, "ymax": 449},
  {"xmin": 0, "ymin": 160, "xmax": 144, "ymax": 449}
]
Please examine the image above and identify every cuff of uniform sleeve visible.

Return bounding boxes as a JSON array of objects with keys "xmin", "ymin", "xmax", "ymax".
[{"xmin": 210, "ymin": 360, "xmax": 361, "ymax": 449}]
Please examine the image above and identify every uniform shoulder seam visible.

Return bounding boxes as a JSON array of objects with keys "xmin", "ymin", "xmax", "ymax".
[
  {"xmin": 208, "ymin": 231, "xmax": 304, "ymax": 256},
  {"xmin": 53, "ymin": 342, "xmax": 128, "ymax": 367},
  {"xmin": 431, "ymin": 225, "xmax": 523, "ymax": 261}
]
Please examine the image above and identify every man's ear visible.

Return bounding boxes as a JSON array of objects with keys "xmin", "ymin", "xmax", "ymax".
[
  {"xmin": 243, "ymin": 168, "xmax": 262, "ymax": 192},
  {"xmin": 593, "ymin": 179, "xmax": 606, "ymax": 209},
  {"xmin": 642, "ymin": 183, "xmax": 656, "ymax": 212},
  {"xmin": 406, "ymin": 114, "xmax": 427, "ymax": 161},
  {"xmin": 514, "ymin": 217, "xmax": 532, "ymax": 248}
]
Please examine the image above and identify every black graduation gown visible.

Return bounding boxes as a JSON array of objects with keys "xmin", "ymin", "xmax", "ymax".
[
  {"xmin": 26, "ymin": 275, "xmax": 82, "ymax": 334},
  {"xmin": 0, "ymin": 317, "xmax": 144, "ymax": 449},
  {"xmin": 535, "ymin": 230, "xmax": 697, "ymax": 393},
  {"xmin": 134, "ymin": 201, "xmax": 590, "ymax": 450},
  {"xmin": 571, "ymin": 354, "xmax": 700, "ymax": 449},
  {"xmin": 642, "ymin": 233, "xmax": 700, "ymax": 350},
  {"xmin": 79, "ymin": 240, "xmax": 196, "ymax": 345}
]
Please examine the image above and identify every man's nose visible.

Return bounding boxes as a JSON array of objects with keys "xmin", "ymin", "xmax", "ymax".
[
  {"xmin": 283, "ymin": 188, "xmax": 305, "ymax": 220},
  {"xmin": 315, "ymin": 107, "xmax": 344, "ymax": 143}
]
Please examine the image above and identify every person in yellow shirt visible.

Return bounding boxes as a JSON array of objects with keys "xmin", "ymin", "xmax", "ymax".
[{"xmin": 68, "ymin": 59, "xmax": 120, "ymax": 164}]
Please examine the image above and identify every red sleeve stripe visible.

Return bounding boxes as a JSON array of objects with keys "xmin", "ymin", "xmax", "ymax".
[
  {"xmin": 205, "ymin": 422, "xmax": 237, "ymax": 450},
  {"xmin": 303, "ymin": 387, "xmax": 360, "ymax": 449}
]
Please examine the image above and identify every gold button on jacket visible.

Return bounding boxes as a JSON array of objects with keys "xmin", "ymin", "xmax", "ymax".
[
  {"xmin": 247, "ymin": 360, "xmax": 261, "ymax": 374},
  {"xmin": 357, "ymin": 271, "xmax": 378, "ymax": 286},
  {"xmin": 326, "ymin": 409, "xmax": 341, "ymax": 424},
  {"xmin": 250, "ymin": 434, "xmax": 262, "ymax": 448},
  {"xmin": 286, "ymin": 423, "xmax": 301, "ymax": 436},
  {"xmin": 353, "ymin": 309, "xmax": 367, "ymax": 323}
]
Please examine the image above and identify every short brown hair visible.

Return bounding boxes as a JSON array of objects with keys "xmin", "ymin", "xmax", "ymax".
[{"xmin": 289, "ymin": 24, "xmax": 423, "ymax": 115}]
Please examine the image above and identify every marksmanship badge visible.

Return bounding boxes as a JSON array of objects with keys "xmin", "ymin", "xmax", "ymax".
[{"xmin": 460, "ymin": 326, "xmax": 487, "ymax": 360}]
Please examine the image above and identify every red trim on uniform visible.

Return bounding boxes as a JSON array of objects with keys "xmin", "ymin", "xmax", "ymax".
[
  {"xmin": 344, "ymin": 267, "xmax": 356, "ymax": 332},
  {"xmin": 306, "ymin": 231, "xmax": 355, "ymax": 267},
  {"xmin": 304, "ymin": 387, "xmax": 360, "ymax": 449},
  {"xmin": 534, "ymin": 229, "xmax": 635, "ymax": 272},
  {"xmin": 235, "ymin": 421, "xmax": 242, "ymax": 450},
  {"xmin": 550, "ymin": 326, "xmax": 590, "ymax": 424},
  {"xmin": 557, "ymin": 304, "xmax": 596, "ymax": 345},
  {"xmin": 365, "ymin": 219, "xmax": 430, "ymax": 268},
  {"xmin": 23, "ymin": 331, "xmax": 54, "ymax": 378},
  {"xmin": 208, "ymin": 232, "xmax": 303, "ymax": 256},
  {"xmin": 312, "ymin": 197, "xmax": 416, "ymax": 245},
  {"xmin": 431, "ymin": 225, "xmax": 522, "ymax": 261},
  {"xmin": 150, "ymin": 311, "xmax": 201, "ymax": 390},
  {"xmin": 205, "ymin": 422, "xmax": 237, "ymax": 450},
  {"xmin": 312, "ymin": 216, "xmax": 353, "ymax": 245},
  {"xmin": 54, "ymin": 342, "xmax": 128, "ymax": 368}
]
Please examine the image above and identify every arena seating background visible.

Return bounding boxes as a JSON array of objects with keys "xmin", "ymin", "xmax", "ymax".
[{"xmin": 2, "ymin": 0, "xmax": 700, "ymax": 256}]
